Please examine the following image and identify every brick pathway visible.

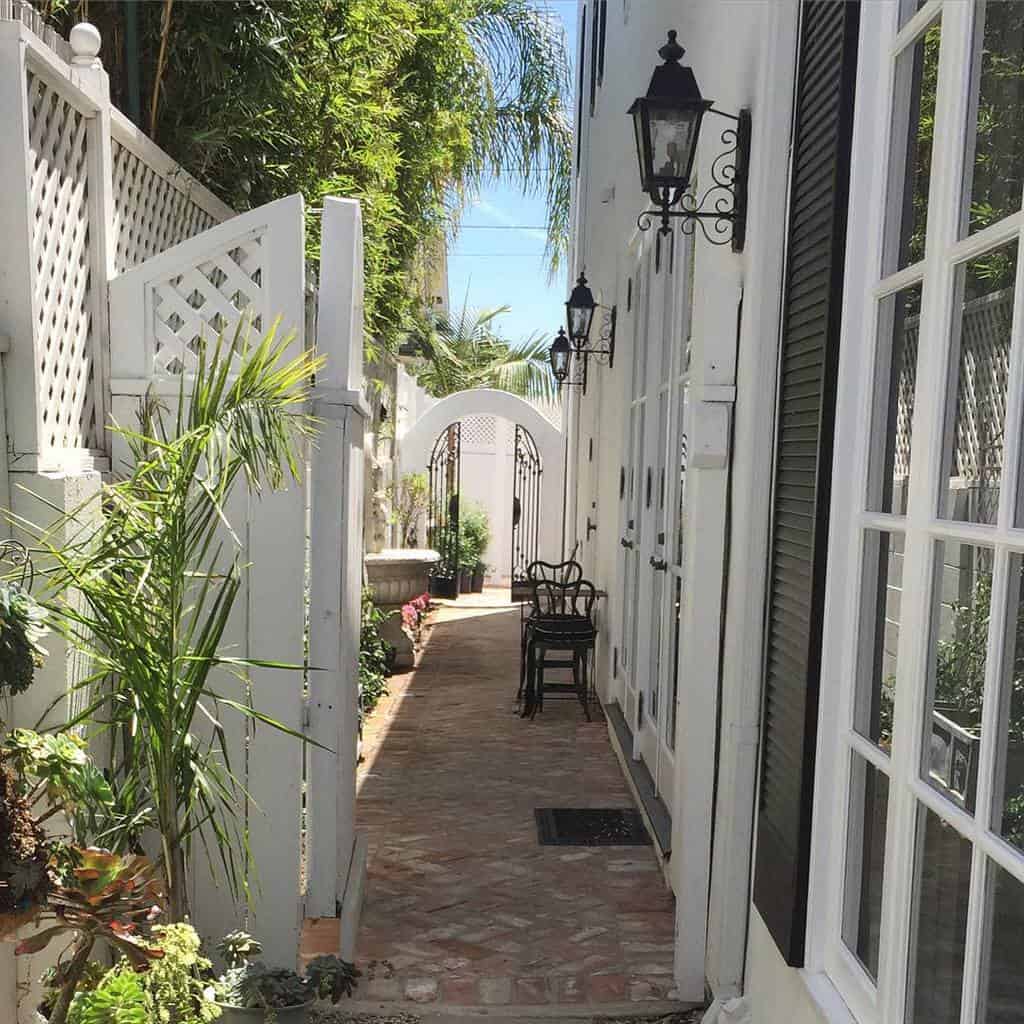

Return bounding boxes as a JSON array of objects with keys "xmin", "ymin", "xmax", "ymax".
[{"xmin": 348, "ymin": 590, "xmax": 679, "ymax": 1011}]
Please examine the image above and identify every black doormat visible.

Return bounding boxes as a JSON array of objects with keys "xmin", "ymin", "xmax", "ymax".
[{"xmin": 534, "ymin": 807, "xmax": 652, "ymax": 846}]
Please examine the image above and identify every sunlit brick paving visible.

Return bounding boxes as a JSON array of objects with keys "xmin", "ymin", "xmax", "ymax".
[{"xmin": 341, "ymin": 590, "xmax": 680, "ymax": 1011}]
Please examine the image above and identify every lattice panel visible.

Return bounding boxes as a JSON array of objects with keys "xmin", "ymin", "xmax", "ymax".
[
  {"xmin": 899, "ymin": 288, "xmax": 1013, "ymax": 484},
  {"xmin": 461, "ymin": 415, "xmax": 496, "ymax": 448},
  {"xmin": 26, "ymin": 71, "xmax": 101, "ymax": 451},
  {"xmin": 112, "ymin": 140, "xmax": 218, "ymax": 272},
  {"xmin": 151, "ymin": 238, "xmax": 265, "ymax": 375}
]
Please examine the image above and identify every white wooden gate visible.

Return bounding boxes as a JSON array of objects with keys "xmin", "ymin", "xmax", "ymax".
[{"xmin": 108, "ymin": 194, "xmax": 366, "ymax": 969}]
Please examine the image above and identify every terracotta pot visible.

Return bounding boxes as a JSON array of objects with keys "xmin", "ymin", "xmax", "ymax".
[{"xmin": 215, "ymin": 1001, "xmax": 313, "ymax": 1024}]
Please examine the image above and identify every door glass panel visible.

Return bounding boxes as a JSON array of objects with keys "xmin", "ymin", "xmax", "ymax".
[
  {"xmin": 656, "ymin": 392, "xmax": 668, "ymax": 524},
  {"xmin": 675, "ymin": 388, "xmax": 689, "ymax": 567},
  {"xmin": 990, "ymin": 554, "xmax": 1024, "ymax": 854},
  {"xmin": 927, "ymin": 541, "xmax": 993, "ymax": 812},
  {"xmin": 869, "ymin": 285, "xmax": 922, "ymax": 515},
  {"xmin": 977, "ymin": 858, "xmax": 1024, "ymax": 1021},
  {"xmin": 842, "ymin": 755, "xmax": 889, "ymax": 981},
  {"xmin": 888, "ymin": 20, "xmax": 941, "ymax": 272},
  {"xmin": 940, "ymin": 243, "xmax": 1016, "ymax": 526},
  {"xmin": 648, "ymin": 569, "xmax": 663, "ymax": 722},
  {"xmin": 667, "ymin": 574, "xmax": 682, "ymax": 749},
  {"xmin": 963, "ymin": 1, "xmax": 1024, "ymax": 236},
  {"xmin": 907, "ymin": 806, "xmax": 972, "ymax": 1024},
  {"xmin": 855, "ymin": 530, "xmax": 903, "ymax": 753}
]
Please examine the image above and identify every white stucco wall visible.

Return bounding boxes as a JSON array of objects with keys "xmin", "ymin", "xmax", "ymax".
[
  {"xmin": 746, "ymin": 911, "xmax": 853, "ymax": 1024},
  {"xmin": 568, "ymin": 0, "xmax": 800, "ymax": 1008}
]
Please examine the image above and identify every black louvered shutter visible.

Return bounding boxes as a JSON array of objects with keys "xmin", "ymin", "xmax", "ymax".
[{"xmin": 754, "ymin": 0, "xmax": 860, "ymax": 967}]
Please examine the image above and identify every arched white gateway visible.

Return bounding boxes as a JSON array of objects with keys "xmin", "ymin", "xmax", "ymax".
[{"xmin": 397, "ymin": 389, "xmax": 565, "ymax": 580}]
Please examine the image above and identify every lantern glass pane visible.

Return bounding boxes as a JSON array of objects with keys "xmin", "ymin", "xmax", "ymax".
[
  {"xmin": 633, "ymin": 106, "xmax": 651, "ymax": 187},
  {"xmin": 648, "ymin": 105, "xmax": 700, "ymax": 185},
  {"xmin": 569, "ymin": 305, "xmax": 593, "ymax": 342}
]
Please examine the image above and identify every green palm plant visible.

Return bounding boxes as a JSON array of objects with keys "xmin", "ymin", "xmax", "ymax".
[
  {"xmin": 19, "ymin": 326, "xmax": 323, "ymax": 923},
  {"xmin": 411, "ymin": 303, "xmax": 556, "ymax": 402}
]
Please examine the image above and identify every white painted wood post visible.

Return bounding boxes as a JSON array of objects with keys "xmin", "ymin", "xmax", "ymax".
[
  {"xmin": 237, "ymin": 196, "xmax": 308, "ymax": 969},
  {"xmin": 306, "ymin": 198, "xmax": 368, "ymax": 924}
]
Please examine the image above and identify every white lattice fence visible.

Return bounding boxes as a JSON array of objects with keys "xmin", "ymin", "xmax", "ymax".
[
  {"xmin": 110, "ymin": 111, "xmax": 230, "ymax": 272},
  {"xmin": 25, "ymin": 70, "xmax": 101, "ymax": 450},
  {"xmin": 2, "ymin": 13, "xmax": 235, "ymax": 464}
]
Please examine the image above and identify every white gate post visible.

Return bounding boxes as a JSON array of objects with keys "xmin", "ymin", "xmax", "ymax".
[{"xmin": 306, "ymin": 198, "xmax": 368, "ymax": 930}]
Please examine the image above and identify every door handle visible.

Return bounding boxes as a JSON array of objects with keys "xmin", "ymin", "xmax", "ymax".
[
  {"xmin": 649, "ymin": 556, "xmax": 668, "ymax": 571},
  {"xmin": 586, "ymin": 516, "xmax": 598, "ymax": 538},
  {"xmin": 620, "ymin": 538, "xmax": 634, "ymax": 550}
]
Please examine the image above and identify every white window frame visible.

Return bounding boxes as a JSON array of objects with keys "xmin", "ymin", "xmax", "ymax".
[{"xmin": 808, "ymin": 2, "xmax": 1024, "ymax": 1023}]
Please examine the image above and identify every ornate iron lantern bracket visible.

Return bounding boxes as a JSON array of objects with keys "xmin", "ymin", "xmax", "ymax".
[{"xmin": 637, "ymin": 107, "xmax": 751, "ymax": 252}]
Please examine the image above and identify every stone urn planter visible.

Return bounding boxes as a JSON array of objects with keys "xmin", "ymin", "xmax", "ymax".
[{"xmin": 364, "ymin": 549, "xmax": 440, "ymax": 605}]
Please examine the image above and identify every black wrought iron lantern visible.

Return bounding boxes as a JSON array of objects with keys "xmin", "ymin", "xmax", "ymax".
[
  {"xmin": 566, "ymin": 273, "xmax": 597, "ymax": 349},
  {"xmin": 549, "ymin": 327, "xmax": 572, "ymax": 385},
  {"xmin": 630, "ymin": 31, "xmax": 750, "ymax": 251},
  {"xmin": 628, "ymin": 31, "xmax": 711, "ymax": 203}
]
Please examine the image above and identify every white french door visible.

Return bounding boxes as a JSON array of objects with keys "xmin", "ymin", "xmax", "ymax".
[
  {"xmin": 616, "ymin": 229, "xmax": 692, "ymax": 802},
  {"xmin": 813, "ymin": 3, "xmax": 1024, "ymax": 1023}
]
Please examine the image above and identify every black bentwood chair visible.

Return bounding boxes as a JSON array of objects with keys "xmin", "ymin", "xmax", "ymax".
[
  {"xmin": 522, "ymin": 578, "xmax": 598, "ymax": 721},
  {"xmin": 517, "ymin": 559, "xmax": 584, "ymax": 700}
]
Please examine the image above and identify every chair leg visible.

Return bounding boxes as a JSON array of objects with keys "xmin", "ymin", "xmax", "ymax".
[
  {"xmin": 576, "ymin": 648, "xmax": 591, "ymax": 722},
  {"xmin": 534, "ymin": 645, "xmax": 544, "ymax": 718}
]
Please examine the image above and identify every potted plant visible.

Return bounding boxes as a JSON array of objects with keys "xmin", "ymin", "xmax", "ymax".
[
  {"xmin": 459, "ymin": 503, "xmax": 491, "ymax": 593},
  {"xmin": 211, "ymin": 932, "xmax": 359, "ymax": 1023},
  {"xmin": 1, "ymin": 729, "xmax": 114, "ymax": 944},
  {"xmin": 0, "ymin": 574, "xmax": 48, "ymax": 713}
]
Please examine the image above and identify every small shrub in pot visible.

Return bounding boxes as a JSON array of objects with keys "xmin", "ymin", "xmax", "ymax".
[{"xmin": 211, "ymin": 932, "xmax": 359, "ymax": 1023}]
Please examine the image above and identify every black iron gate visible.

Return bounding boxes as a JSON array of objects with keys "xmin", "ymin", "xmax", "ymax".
[
  {"xmin": 510, "ymin": 424, "xmax": 542, "ymax": 602},
  {"xmin": 427, "ymin": 422, "xmax": 461, "ymax": 598}
]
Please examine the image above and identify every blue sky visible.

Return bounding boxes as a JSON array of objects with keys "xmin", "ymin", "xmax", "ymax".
[{"xmin": 446, "ymin": 1, "xmax": 578, "ymax": 346}]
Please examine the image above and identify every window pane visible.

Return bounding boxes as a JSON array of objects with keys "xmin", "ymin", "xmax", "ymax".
[
  {"xmin": 963, "ymin": 1, "xmax": 1024, "ymax": 236},
  {"xmin": 842, "ymin": 755, "xmax": 889, "ymax": 980},
  {"xmin": 991, "ymin": 554, "xmax": 1024, "ymax": 854},
  {"xmin": 899, "ymin": 0, "xmax": 927, "ymax": 28},
  {"xmin": 888, "ymin": 21, "xmax": 941, "ymax": 271},
  {"xmin": 868, "ymin": 285, "xmax": 922, "ymax": 514},
  {"xmin": 927, "ymin": 541, "xmax": 992, "ymax": 811},
  {"xmin": 940, "ymin": 243, "xmax": 1016, "ymax": 526},
  {"xmin": 978, "ymin": 859, "xmax": 1024, "ymax": 1022},
  {"xmin": 908, "ymin": 807, "xmax": 972, "ymax": 1024},
  {"xmin": 855, "ymin": 530, "xmax": 903, "ymax": 752}
]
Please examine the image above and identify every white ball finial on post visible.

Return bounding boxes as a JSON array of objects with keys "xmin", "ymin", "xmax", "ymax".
[{"xmin": 69, "ymin": 22, "xmax": 102, "ymax": 69}]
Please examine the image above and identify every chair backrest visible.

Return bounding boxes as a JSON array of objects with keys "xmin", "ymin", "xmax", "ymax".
[
  {"xmin": 526, "ymin": 559, "xmax": 583, "ymax": 586},
  {"xmin": 533, "ymin": 578, "xmax": 597, "ymax": 620}
]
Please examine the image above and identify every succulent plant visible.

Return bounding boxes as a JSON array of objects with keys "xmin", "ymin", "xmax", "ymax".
[
  {"xmin": 0, "ymin": 752, "xmax": 50, "ymax": 933},
  {"xmin": 217, "ymin": 929, "xmax": 264, "ymax": 969},
  {"xmin": 213, "ymin": 936, "xmax": 360, "ymax": 1018},
  {"xmin": 218, "ymin": 963, "xmax": 310, "ymax": 1009},
  {"xmin": 0, "ymin": 580, "xmax": 48, "ymax": 701},
  {"xmin": 15, "ymin": 849, "xmax": 166, "ymax": 1024}
]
